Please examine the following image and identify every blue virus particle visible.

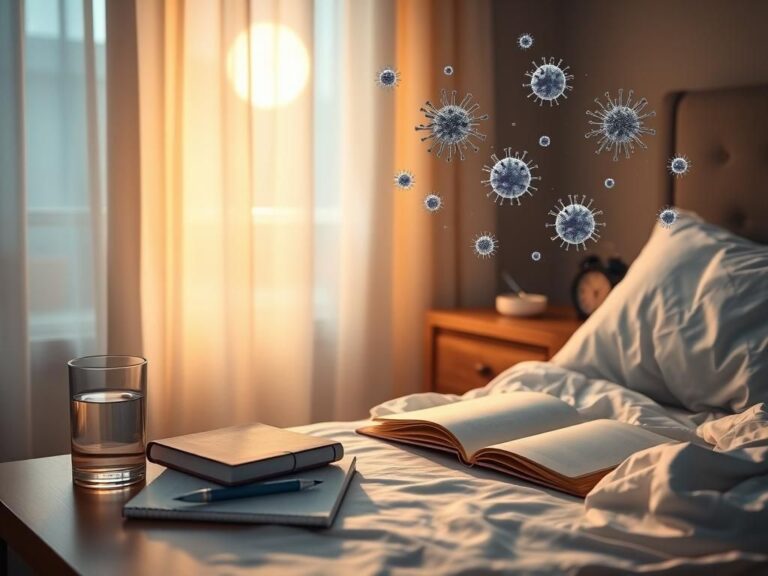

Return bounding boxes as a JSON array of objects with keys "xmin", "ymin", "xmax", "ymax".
[
  {"xmin": 531, "ymin": 251, "xmax": 542, "ymax": 261},
  {"xmin": 424, "ymin": 193, "xmax": 443, "ymax": 212},
  {"xmin": 604, "ymin": 177, "xmax": 615, "ymax": 189},
  {"xmin": 376, "ymin": 66, "xmax": 400, "ymax": 89},
  {"xmin": 668, "ymin": 155, "xmax": 691, "ymax": 177},
  {"xmin": 657, "ymin": 206, "xmax": 679, "ymax": 228},
  {"xmin": 443, "ymin": 65, "xmax": 454, "ymax": 76},
  {"xmin": 472, "ymin": 232, "xmax": 498, "ymax": 259},
  {"xmin": 415, "ymin": 89, "xmax": 489, "ymax": 162},
  {"xmin": 482, "ymin": 148, "xmax": 540, "ymax": 206},
  {"xmin": 394, "ymin": 170, "xmax": 415, "ymax": 190},
  {"xmin": 546, "ymin": 195, "xmax": 605, "ymax": 250},
  {"xmin": 524, "ymin": 57, "xmax": 573, "ymax": 106},
  {"xmin": 518, "ymin": 33, "xmax": 534, "ymax": 50},
  {"xmin": 539, "ymin": 135, "xmax": 551, "ymax": 147},
  {"xmin": 585, "ymin": 89, "xmax": 656, "ymax": 161}
]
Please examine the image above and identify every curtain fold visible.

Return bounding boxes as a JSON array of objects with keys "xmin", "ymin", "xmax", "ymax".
[
  {"xmin": 391, "ymin": 0, "xmax": 496, "ymax": 398},
  {"xmin": 0, "ymin": 0, "xmax": 31, "ymax": 462},
  {"xmin": 106, "ymin": 0, "xmax": 142, "ymax": 356}
]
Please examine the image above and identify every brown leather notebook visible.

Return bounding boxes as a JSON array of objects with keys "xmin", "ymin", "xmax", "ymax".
[{"xmin": 147, "ymin": 423, "xmax": 344, "ymax": 485}]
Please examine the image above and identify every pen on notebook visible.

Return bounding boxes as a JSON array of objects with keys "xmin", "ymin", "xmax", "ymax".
[{"xmin": 174, "ymin": 478, "xmax": 323, "ymax": 503}]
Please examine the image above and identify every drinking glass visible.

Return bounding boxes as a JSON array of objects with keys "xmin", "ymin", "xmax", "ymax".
[{"xmin": 68, "ymin": 355, "xmax": 147, "ymax": 488}]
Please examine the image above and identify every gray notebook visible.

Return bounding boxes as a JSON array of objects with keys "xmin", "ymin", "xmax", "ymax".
[{"xmin": 123, "ymin": 456, "xmax": 356, "ymax": 528}]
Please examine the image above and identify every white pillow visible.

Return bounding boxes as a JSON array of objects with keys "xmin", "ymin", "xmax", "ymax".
[{"xmin": 552, "ymin": 211, "xmax": 768, "ymax": 413}]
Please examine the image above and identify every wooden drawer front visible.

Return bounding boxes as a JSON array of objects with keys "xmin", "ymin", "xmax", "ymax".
[{"xmin": 434, "ymin": 331, "xmax": 547, "ymax": 395}]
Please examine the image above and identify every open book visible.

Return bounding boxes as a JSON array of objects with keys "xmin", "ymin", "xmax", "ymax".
[{"xmin": 357, "ymin": 392, "xmax": 671, "ymax": 497}]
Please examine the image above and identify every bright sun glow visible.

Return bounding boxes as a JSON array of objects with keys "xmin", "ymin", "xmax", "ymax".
[{"xmin": 226, "ymin": 23, "xmax": 310, "ymax": 109}]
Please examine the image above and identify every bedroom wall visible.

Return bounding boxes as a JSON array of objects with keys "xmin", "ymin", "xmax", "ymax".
[{"xmin": 492, "ymin": 0, "xmax": 768, "ymax": 305}]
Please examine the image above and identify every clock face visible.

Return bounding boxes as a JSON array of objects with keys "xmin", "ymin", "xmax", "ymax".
[{"xmin": 576, "ymin": 270, "xmax": 612, "ymax": 315}]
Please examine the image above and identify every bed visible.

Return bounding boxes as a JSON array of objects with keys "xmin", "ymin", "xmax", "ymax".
[{"xmin": 146, "ymin": 86, "xmax": 768, "ymax": 575}]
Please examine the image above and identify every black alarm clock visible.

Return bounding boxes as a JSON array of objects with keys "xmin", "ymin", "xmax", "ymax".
[{"xmin": 571, "ymin": 256, "xmax": 628, "ymax": 319}]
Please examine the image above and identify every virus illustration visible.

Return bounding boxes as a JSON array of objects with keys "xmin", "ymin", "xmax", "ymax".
[
  {"xmin": 604, "ymin": 177, "xmax": 615, "ymax": 189},
  {"xmin": 376, "ymin": 67, "xmax": 400, "ymax": 89},
  {"xmin": 415, "ymin": 89, "xmax": 489, "ymax": 162},
  {"xmin": 518, "ymin": 33, "xmax": 534, "ymax": 50},
  {"xmin": 443, "ymin": 65, "xmax": 454, "ymax": 76},
  {"xmin": 657, "ymin": 206, "xmax": 679, "ymax": 228},
  {"xmin": 482, "ymin": 148, "xmax": 540, "ymax": 206},
  {"xmin": 539, "ymin": 135, "xmax": 551, "ymax": 147},
  {"xmin": 546, "ymin": 195, "xmax": 605, "ymax": 250},
  {"xmin": 668, "ymin": 155, "xmax": 691, "ymax": 177},
  {"xmin": 424, "ymin": 193, "xmax": 443, "ymax": 212},
  {"xmin": 472, "ymin": 232, "xmax": 498, "ymax": 259},
  {"xmin": 524, "ymin": 57, "xmax": 573, "ymax": 106},
  {"xmin": 393, "ymin": 170, "xmax": 415, "ymax": 190},
  {"xmin": 531, "ymin": 251, "xmax": 542, "ymax": 261},
  {"xmin": 585, "ymin": 89, "xmax": 656, "ymax": 161}
]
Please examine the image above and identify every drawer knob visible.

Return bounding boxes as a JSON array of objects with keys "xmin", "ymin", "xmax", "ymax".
[{"xmin": 474, "ymin": 363, "xmax": 493, "ymax": 377}]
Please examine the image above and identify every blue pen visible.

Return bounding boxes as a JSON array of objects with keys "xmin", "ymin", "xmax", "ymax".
[{"xmin": 174, "ymin": 478, "xmax": 322, "ymax": 503}]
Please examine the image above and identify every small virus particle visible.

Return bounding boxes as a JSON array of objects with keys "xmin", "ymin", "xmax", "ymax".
[
  {"xmin": 376, "ymin": 67, "xmax": 400, "ymax": 89},
  {"xmin": 546, "ymin": 195, "xmax": 605, "ymax": 250},
  {"xmin": 531, "ymin": 251, "xmax": 542, "ymax": 261},
  {"xmin": 415, "ymin": 89, "xmax": 489, "ymax": 162},
  {"xmin": 604, "ymin": 177, "xmax": 615, "ymax": 189},
  {"xmin": 668, "ymin": 155, "xmax": 691, "ymax": 177},
  {"xmin": 472, "ymin": 232, "xmax": 498, "ymax": 259},
  {"xmin": 524, "ymin": 57, "xmax": 573, "ymax": 106},
  {"xmin": 539, "ymin": 135, "xmax": 551, "ymax": 148},
  {"xmin": 394, "ymin": 170, "xmax": 415, "ymax": 190},
  {"xmin": 657, "ymin": 206, "xmax": 679, "ymax": 228},
  {"xmin": 518, "ymin": 33, "xmax": 534, "ymax": 50},
  {"xmin": 443, "ymin": 65, "xmax": 454, "ymax": 76},
  {"xmin": 585, "ymin": 89, "xmax": 656, "ymax": 161},
  {"xmin": 482, "ymin": 148, "xmax": 540, "ymax": 205},
  {"xmin": 424, "ymin": 193, "xmax": 443, "ymax": 212}
]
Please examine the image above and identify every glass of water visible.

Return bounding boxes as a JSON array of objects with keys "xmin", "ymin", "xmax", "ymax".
[{"xmin": 68, "ymin": 355, "xmax": 147, "ymax": 488}]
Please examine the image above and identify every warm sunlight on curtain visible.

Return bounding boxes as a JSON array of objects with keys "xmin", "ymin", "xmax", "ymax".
[{"xmin": 133, "ymin": 0, "xmax": 495, "ymax": 439}]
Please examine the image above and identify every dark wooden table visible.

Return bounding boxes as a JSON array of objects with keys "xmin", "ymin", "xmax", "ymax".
[{"xmin": 1, "ymin": 455, "xmax": 315, "ymax": 575}]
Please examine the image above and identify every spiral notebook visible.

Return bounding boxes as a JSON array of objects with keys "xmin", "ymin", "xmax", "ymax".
[{"xmin": 123, "ymin": 456, "xmax": 356, "ymax": 528}]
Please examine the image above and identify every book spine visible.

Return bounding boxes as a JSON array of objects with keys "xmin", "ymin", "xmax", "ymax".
[
  {"xmin": 292, "ymin": 444, "xmax": 342, "ymax": 473},
  {"xmin": 145, "ymin": 441, "xmax": 157, "ymax": 463}
]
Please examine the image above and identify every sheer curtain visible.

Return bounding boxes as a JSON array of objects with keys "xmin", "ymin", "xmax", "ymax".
[
  {"xmin": 0, "ymin": 0, "xmax": 108, "ymax": 462},
  {"xmin": 0, "ymin": 0, "xmax": 495, "ymax": 461},
  {"xmin": 133, "ymin": 0, "xmax": 496, "ymax": 440}
]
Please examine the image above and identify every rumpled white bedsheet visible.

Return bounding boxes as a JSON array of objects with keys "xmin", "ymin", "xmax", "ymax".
[
  {"xmin": 150, "ymin": 362, "xmax": 768, "ymax": 574},
  {"xmin": 369, "ymin": 361, "xmax": 768, "ymax": 573},
  {"xmin": 582, "ymin": 409, "xmax": 768, "ymax": 557}
]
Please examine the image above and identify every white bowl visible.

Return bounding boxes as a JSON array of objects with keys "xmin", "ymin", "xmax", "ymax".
[{"xmin": 495, "ymin": 293, "xmax": 548, "ymax": 317}]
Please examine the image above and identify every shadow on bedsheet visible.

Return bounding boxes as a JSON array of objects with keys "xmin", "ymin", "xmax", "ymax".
[{"xmin": 123, "ymin": 473, "xmax": 379, "ymax": 569}]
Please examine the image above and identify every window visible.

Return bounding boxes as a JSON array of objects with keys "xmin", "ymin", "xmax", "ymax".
[{"xmin": 24, "ymin": 0, "xmax": 107, "ymax": 347}]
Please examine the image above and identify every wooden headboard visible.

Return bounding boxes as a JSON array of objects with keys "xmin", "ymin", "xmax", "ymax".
[{"xmin": 670, "ymin": 85, "xmax": 768, "ymax": 244}]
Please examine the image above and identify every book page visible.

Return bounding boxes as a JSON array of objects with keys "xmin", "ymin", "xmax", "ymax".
[
  {"xmin": 484, "ymin": 419, "xmax": 670, "ymax": 479},
  {"xmin": 376, "ymin": 392, "xmax": 582, "ymax": 458}
]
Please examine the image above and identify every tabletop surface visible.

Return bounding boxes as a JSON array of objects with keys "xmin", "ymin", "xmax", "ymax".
[{"xmin": 0, "ymin": 455, "xmax": 296, "ymax": 575}]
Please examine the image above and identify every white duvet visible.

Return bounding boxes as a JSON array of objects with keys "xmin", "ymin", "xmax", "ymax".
[{"xmin": 173, "ymin": 362, "xmax": 767, "ymax": 575}]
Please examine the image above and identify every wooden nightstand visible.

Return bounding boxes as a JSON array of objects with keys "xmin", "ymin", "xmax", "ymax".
[{"xmin": 424, "ymin": 307, "xmax": 582, "ymax": 395}]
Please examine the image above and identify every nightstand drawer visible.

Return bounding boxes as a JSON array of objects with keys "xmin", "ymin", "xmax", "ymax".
[{"xmin": 434, "ymin": 330, "xmax": 547, "ymax": 395}]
